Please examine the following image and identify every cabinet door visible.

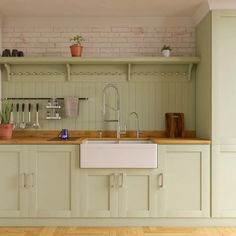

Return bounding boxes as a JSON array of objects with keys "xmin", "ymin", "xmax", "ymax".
[
  {"xmin": 212, "ymin": 145, "xmax": 236, "ymax": 217},
  {"xmin": 0, "ymin": 145, "xmax": 28, "ymax": 217},
  {"xmin": 29, "ymin": 145, "xmax": 78, "ymax": 217},
  {"xmin": 79, "ymin": 169, "xmax": 117, "ymax": 217},
  {"xmin": 118, "ymin": 169, "xmax": 158, "ymax": 217},
  {"xmin": 158, "ymin": 145, "xmax": 210, "ymax": 218}
]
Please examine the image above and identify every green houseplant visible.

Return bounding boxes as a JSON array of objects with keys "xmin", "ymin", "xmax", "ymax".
[
  {"xmin": 161, "ymin": 45, "xmax": 172, "ymax": 57},
  {"xmin": 70, "ymin": 35, "xmax": 85, "ymax": 57},
  {"xmin": 0, "ymin": 101, "xmax": 13, "ymax": 139}
]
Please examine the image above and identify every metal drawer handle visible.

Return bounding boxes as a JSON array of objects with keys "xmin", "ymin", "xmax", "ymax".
[
  {"xmin": 119, "ymin": 173, "xmax": 124, "ymax": 188},
  {"xmin": 21, "ymin": 173, "xmax": 27, "ymax": 188},
  {"xmin": 30, "ymin": 173, "xmax": 35, "ymax": 188},
  {"xmin": 110, "ymin": 173, "xmax": 115, "ymax": 188},
  {"xmin": 158, "ymin": 173, "xmax": 164, "ymax": 188}
]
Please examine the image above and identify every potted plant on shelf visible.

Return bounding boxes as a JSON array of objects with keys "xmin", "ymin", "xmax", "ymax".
[
  {"xmin": 161, "ymin": 45, "xmax": 172, "ymax": 57},
  {"xmin": 0, "ymin": 101, "xmax": 13, "ymax": 139},
  {"xmin": 70, "ymin": 35, "xmax": 85, "ymax": 57}
]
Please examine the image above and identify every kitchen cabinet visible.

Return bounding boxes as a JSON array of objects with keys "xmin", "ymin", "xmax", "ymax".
[
  {"xmin": 197, "ymin": 10, "xmax": 236, "ymax": 218},
  {"xmin": 28, "ymin": 145, "xmax": 78, "ymax": 217},
  {"xmin": 211, "ymin": 11, "xmax": 236, "ymax": 218},
  {"xmin": 79, "ymin": 169, "xmax": 158, "ymax": 217},
  {"xmin": 0, "ymin": 143, "xmax": 210, "ymax": 220},
  {"xmin": 157, "ymin": 145, "xmax": 210, "ymax": 217},
  {"xmin": 118, "ymin": 169, "xmax": 157, "ymax": 217},
  {"xmin": 79, "ymin": 169, "xmax": 117, "ymax": 217},
  {"xmin": 0, "ymin": 144, "xmax": 78, "ymax": 218},
  {"xmin": 212, "ymin": 145, "xmax": 236, "ymax": 217},
  {"xmin": 0, "ymin": 145, "xmax": 28, "ymax": 217}
]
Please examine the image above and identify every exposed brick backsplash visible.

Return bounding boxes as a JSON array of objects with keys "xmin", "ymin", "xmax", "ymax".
[{"xmin": 2, "ymin": 26, "xmax": 196, "ymax": 57}]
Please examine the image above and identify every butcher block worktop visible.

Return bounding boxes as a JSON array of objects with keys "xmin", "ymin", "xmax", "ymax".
[{"xmin": 0, "ymin": 130, "xmax": 211, "ymax": 145}]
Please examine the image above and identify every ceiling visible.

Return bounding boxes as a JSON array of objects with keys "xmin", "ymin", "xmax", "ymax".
[{"xmin": 0, "ymin": 0, "xmax": 206, "ymax": 17}]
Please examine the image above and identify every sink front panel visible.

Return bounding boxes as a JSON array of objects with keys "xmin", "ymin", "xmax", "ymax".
[{"xmin": 80, "ymin": 143, "xmax": 157, "ymax": 168}]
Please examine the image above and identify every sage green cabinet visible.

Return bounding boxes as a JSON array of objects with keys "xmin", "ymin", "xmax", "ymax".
[
  {"xmin": 79, "ymin": 169, "xmax": 158, "ymax": 217},
  {"xmin": 212, "ymin": 145, "xmax": 236, "ymax": 217},
  {"xmin": 157, "ymin": 145, "xmax": 210, "ymax": 218},
  {"xmin": 197, "ymin": 10, "xmax": 236, "ymax": 218},
  {"xmin": 0, "ymin": 144, "xmax": 210, "ymax": 219},
  {"xmin": 79, "ymin": 169, "xmax": 117, "ymax": 217},
  {"xmin": 29, "ymin": 145, "xmax": 78, "ymax": 217},
  {"xmin": 118, "ymin": 170, "xmax": 157, "ymax": 217},
  {"xmin": 0, "ymin": 144, "xmax": 78, "ymax": 218},
  {"xmin": 211, "ymin": 11, "xmax": 236, "ymax": 218},
  {"xmin": 0, "ymin": 145, "xmax": 28, "ymax": 217}
]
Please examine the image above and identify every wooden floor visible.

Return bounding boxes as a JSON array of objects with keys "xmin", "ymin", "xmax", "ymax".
[{"xmin": 0, "ymin": 227, "xmax": 236, "ymax": 236}]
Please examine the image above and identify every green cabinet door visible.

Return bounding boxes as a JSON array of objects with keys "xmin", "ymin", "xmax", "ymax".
[
  {"xmin": 157, "ymin": 145, "xmax": 210, "ymax": 218},
  {"xmin": 118, "ymin": 169, "xmax": 158, "ymax": 217},
  {"xmin": 28, "ymin": 145, "xmax": 78, "ymax": 217},
  {"xmin": 0, "ymin": 145, "xmax": 28, "ymax": 217},
  {"xmin": 212, "ymin": 144, "xmax": 236, "ymax": 217},
  {"xmin": 79, "ymin": 169, "xmax": 117, "ymax": 217}
]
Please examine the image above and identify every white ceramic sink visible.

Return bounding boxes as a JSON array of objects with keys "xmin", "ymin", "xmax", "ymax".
[{"xmin": 80, "ymin": 140, "xmax": 157, "ymax": 168}]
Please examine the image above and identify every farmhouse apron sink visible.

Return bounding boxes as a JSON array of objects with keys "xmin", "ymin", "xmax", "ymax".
[{"xmin": 80, "ymin": 140, "xmax": 157, "ymax": 168}]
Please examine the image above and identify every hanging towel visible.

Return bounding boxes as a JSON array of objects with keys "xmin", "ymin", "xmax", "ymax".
[{"xmin": 64, "ymin": 97, "xmax": 79, "ymax": 118}]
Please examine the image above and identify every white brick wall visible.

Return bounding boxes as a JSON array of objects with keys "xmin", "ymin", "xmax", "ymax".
[{"xmin": 2, "ymin": 20, "xmax": 196, "ymax": 57}]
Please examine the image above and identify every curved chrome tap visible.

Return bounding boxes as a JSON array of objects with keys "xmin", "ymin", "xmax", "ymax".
[{"xmin": 102, "ymin": 84, "xmax": 121, "ymax": 138}]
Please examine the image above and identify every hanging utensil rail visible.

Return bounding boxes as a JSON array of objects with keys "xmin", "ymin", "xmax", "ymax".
[{"xmin": 3, "ymin": 97, "xmax": 88, "ymax": 101}]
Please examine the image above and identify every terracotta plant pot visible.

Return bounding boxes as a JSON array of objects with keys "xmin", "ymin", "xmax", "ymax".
[
  {"xmin": 70, "ymin": 44, "xmax": 83, "ymax": 57},
  {"xmin": 0, "ymin": 124, "xmax": 13, "ymax": 139}
]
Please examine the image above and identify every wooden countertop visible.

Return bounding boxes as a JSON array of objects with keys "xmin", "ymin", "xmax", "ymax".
[
  {"xmin": 87, "ymin": 137, "xmax": 211, "ymax": 144},
  {"xmin": 0, "ymin": 137, "xmax": 85, "ymax": 145},
  {"xmin": 0, "ymin": 131, "xmax": 211, "ymax": 145},
  {"xmin": 151, "ymin": 138, "xmax": 211, "ymax": 145},
  {"xmin": 0, "ymin": 137, "xmax": 211, "ymax": 145}
]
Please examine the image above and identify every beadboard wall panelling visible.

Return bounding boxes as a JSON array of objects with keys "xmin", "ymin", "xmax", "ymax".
[
  {"xmin": 2, "ymin": 68, "xmax": 196, "ymax": 131},
  {"xmin": 2, "ymin": 25, "xmax": 195, "ymax": 57}
]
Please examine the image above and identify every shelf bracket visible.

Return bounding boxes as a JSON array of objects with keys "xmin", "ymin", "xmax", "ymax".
[
  {"xmin": 188, "ymin": 63, "xmax": 194, "ymax": 81},
  {"xmin": 127, "ymin": 63, "xmax": 131, "ymax": 81},
  {"xmin": 4, "ymin": 64, "xmax": 11, "ymax": 81},
  {"xmin": 66, "ymin": 64, "xmax": 71, "ymax": 81}
]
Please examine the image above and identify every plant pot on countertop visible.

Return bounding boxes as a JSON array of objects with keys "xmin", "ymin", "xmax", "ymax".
[
  {"xmin": 70, "ymin": 44, "xmax": 83, "ymax": 57},
  {"xmin": 0, "ymin": 124, "xmax": 13, "ymax": 139}
]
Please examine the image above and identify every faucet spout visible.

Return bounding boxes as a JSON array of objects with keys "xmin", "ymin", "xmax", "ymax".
[{"xmin": 125, "ymin": 112, "xmax": 140, "ymax": 138}]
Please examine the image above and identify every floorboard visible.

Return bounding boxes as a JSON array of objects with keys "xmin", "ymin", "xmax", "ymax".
[{"xmin": 0, "ymin": 227, "xmax": 236, "ymax": 236}]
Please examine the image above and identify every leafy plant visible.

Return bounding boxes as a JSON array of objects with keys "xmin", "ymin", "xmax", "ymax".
[
  {"xmin": 0, "ymin": 101, "xmax": 12, "ymax": 124},
  {"xmin": 70, "ymin": 35, "xmax": 85, "ymax": 45},
  {"xmin": 161, "ymin": 45, "xmax": 172, "ymax": 51}
]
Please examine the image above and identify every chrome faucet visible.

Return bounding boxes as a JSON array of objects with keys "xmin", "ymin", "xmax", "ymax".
[
  {"xmin": 125, "ymin": 112, "xmax": 141, "ymax": 138},
  {"xmin": 102, "ymin": 84, "xmax": 121, "ymax": 138}
]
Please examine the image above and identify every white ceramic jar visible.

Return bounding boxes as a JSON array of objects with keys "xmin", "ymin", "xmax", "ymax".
[{"xmin": 162, "ymin": 49, "xmax": 171, "ymax": 57}]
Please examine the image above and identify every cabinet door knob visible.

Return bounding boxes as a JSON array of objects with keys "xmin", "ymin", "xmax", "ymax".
[{"xmin": 158, "ymin": 173, "xmax": 164, "ymax": 188}]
